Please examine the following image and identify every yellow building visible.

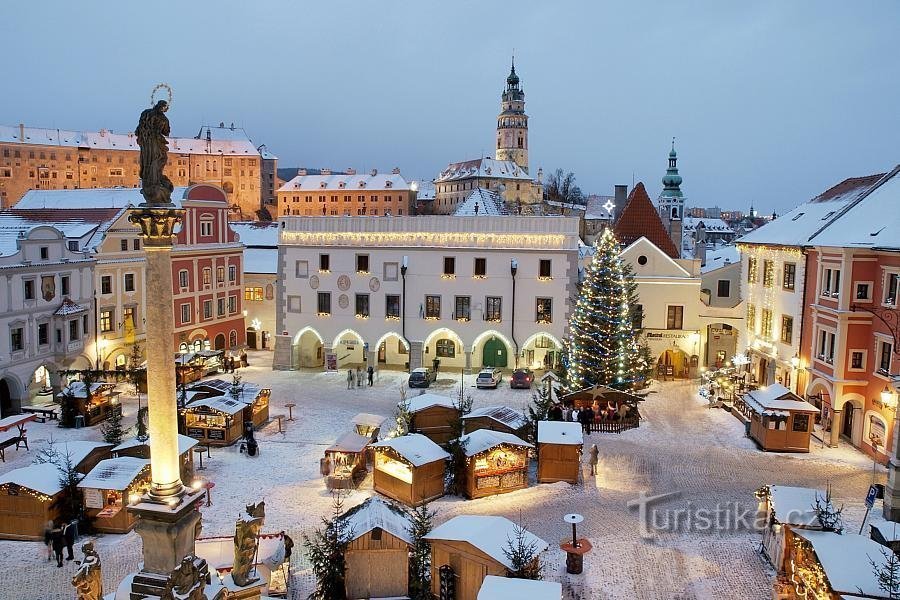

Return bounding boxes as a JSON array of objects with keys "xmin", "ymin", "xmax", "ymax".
[{"xmin": 277, "ymin": 168, "xmax": 415, "ymax": 217}]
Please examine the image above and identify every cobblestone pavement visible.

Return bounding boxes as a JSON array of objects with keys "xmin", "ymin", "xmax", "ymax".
[{"xmin": 0, "ymin": 357, "xmax": 883, "ymax": 599}]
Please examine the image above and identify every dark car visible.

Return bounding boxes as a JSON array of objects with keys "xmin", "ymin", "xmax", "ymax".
[
  {"xmin": 509, "ymin": 368, "xmax": 534, "ymax": 389},
  {"xmin": 408, "ymin": 367, "xmax": 437, "ymax": 388}
]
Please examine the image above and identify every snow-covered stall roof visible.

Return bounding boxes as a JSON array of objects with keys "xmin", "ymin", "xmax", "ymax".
[
  {"xmin": 352, "ymin": 413, "xmax": 386, "ymax": 428},
  {"xmin": 57, "ymin": 381, "xmax": 116, "ymax": 398},
  {"xmin": 112, "ymin": 434, "xmax": 199, "ymax": 456},
  {"xmin": 188, "ymin": 379, "xmax": 265, "ymax": 404},
  {"xmin": 477, "ymin": 576, "xmax": 562, "ymax": 600},
  {"xmin": 453, "ymin": 188, "xmax": 509, "ymax": 217},
  {"xmin": 537, "ymin": 421, "xmax": 583, "ymax": 445},
  {"xmin": 425, "ymin": 515, "xmax": 548, "ymax": 570},
  {"xmin": 0, "ymin": 463, "xmax": 67, "ymax": 496},
  {"xmin": 184, "ymin": 395, "xmax": 247, "ymax": 416},
  {"xmin": 793, "ymin": 530, "xmax": 893, "ymax": 598},
  {"xmin": 326, "ymin": 431, "xmax": 370, "ymax": 454},
  {"xmin": 406, "ymin": 393, "xmax": 456, "ymax": 414},
  {"xmin": 372, "ymin": 434, "xmax": 449, "ymax": 467},
  {"xmin": 461, "ymin": 406, "xmax": 527, "ymax": 431},
  {"xmin": 870, "ymin": 519, "xmax": 900, "ymax": 542},
  {"xmin": 460, "ymin": 429, "xmax": 532, "ymax": 457},
  {"xmin": 744, "ymin": 384, "xmax": 819, "ymax": 417},
  {"xmin": 37, "ymin": 440, "xmax": 113, "ymax": 470},
  {"xmin": 764, "ymin": 485, "xmax": 823, "ymax": 527},
  {"xmin": 77, "ymin": 457, "xmax": 149, "ymax": 491},
  {"xmin": 339, "ymin": 496, "xmax": 413, "ymax": 545}
]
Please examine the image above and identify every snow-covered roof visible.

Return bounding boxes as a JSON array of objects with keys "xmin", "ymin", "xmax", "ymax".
[
  {"xmin": 537, "ymin": 421, "xmax": 583, "ymax": 445},
  {"xmin": 683, "ymin": 217, "xmax": 734, "ymax": 234},
  {"xmin": 36, "ymin": 440, "xmax": 113, "ymax": 470},
  {"xmin": 16, "ymin": 187, "xmax": 189, "ymax": 210},
  {"xmin": 870, "ymin": 519, "xmax": 900, "ymax": 542},
  {"xmin": 188, "ymin": 379, "xmax": 265, "ymax": 403},
  {"xmin": 460, "ymin": 429, "xmax": 532, "ymax": 457},
  {"xmin": 184, "ymin": 395, "xmax": 247, "ymax": 415},
  {"xmin": 326, "ymin": 431, "xmax": 370, "ymax": 454},
  {"xmin": 453, "ymin": 188, "xmax": 509, "ymax": 217},
  {"xmin": 54, "ymin": 298, "xmax": 90, "ymax": 316},
  {"xmin": 765, "ymin": 485, "xmax": 822, "ymax": 527},
  {"xmin": 807, "ymin": 166, "xmax": 900, "ymax": 250},
  {"xmin": 0, "ymin": 463, "xmax": 67, "ymax": 496},
  {"xmin": 0, "ymin": 208, "xmax": 123, "ymax": 257},
  {"xmin": 478, "ymin": 576, "xmax": 561, "ymax": 600},
  {"xmin": 278, "ymin": 171, "xmax": 411, "ymax": 192},
  {"xmin": 78, "ymin": 456, "xmax": 149, "ymax": 491},
  {"xmin": 701, "ymin": 245, "xmax": 741, "ymax": 274},
  {"xmin": 744, "ymin": 384, "xmax": 819, "ymax": 416},
  {"xmin": 112, "ymin": 434, "xmax": 199, "ymax": 455},
  {"xmin": 584, "ymin": 195, "xmax": 615, "ymax": 221},
  {"xmin": 339, "ymin": 496, "xmax": 413, "ymax": 545},
  {"xmin": 412, "ymin": 180, "xmax": 435, "ymax": 201},
  {"xmin": 793, "ymin": 530, "xmax": 893, "ymax": 598},
  {"xmin": 436, "ymin": 157, "xmax": 532, "ymax": 183},
  {"xmin": 229, "ymin": 221, "xmax": 279, "ymax": 247},
  {"xmin": 461, "ymin": 406, "xmax": 528, "ymax": 431},
  {"xmin": 372, "ymin": 433, "xmax": 449, "ymax": 467},
  {"xmin": 352, "ymin": 413, "xmax": 387, "ymax": 428},
  {"xmin": 57, "ymin": 381, "xmax": 116, "ymax": 398},
  {"xmin": 425, "ymin": 515, "xmax": 549, "ymax": 570},
  {"xmin": 243, "ymin": 248, "xmax": 277, "ymax": 274},
  {"xmin": 406, "ymin": 393, "xmax": 457, "ymax": 414}
]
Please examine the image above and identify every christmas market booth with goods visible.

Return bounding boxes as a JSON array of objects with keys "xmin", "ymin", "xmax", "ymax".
[
  {"xmin": 188, "ymin": 378, "xmax": 271, "ymax": 429},
  {"xmin": 459, "ymin": 429, "xmax": 532, "ymax": 499},
  {"xmin": 559, "ymin": 384, "xmax": 641, "ymax": 432},
  {"xmin": 755, "ymin": 485, "xmax": 824, "ymax": 570},
  {"xmin": 322, "ymin": 431, "xmax": 370, "ymax": 490},
  {"xmin": 351, "ymin": 412, "xmax": 387, "ymax": 442},
  {"xmin": 536, "ymin": 421, "xmax": 583, "ymax": 484},
  {"xmin": 112, "ymin": 433, "xmax": 198, "ymax": 483},
  {"xmin": 461, "ymin": 405, "xmax": 529, "ymax": 438},
  {"xmin": 425, "ymin": 515, "xmax": 549, "ymax": 600},
  {"xmin": 56, "ymin": 381, "xmax": 121, "ymax": 427},
  {"xmin": 179, "ymin": 379, "xmax": 271, "ymax": 446},
  {"xmin": 195, "ymin": 530, "xmax": 290, "ymax": 597},
  {"xmin": 406, "ymin": 393, "xmax": 460, "ymax": 445},
  {"xmin": 744, "ymin": 384, "xmax": 819, "ymax": 453},
  {"xmin": 169, "ymin": 350, "xmax": 225, "ymax": 387},
  {"xmin": 0, "ymin": 463, "xmax": 66, "ymax": 540},
  {"xmin": 77, "ymin": 456, "xmax": 150, "ymax": 533},
  {"xmin": 372, "ymin": 433, "xmax": 449, "ymax": 506},
  {"xmin": 478, "ymin": 576, "xmax": 562, "ymax": 600},
  {"xmin": 337, "ymin": 496, "xmax": 413, "ymax": 600}
]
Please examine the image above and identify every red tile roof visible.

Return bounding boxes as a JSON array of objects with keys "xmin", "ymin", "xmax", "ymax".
[{"xmin": 613, "ymin": 182, "xmax": 680, "ymax": 259}]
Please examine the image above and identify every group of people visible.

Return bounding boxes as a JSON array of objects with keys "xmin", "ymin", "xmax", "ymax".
[
  {"xmin": 546, "ymin": 399, "xmax": 633, "ymax": 434},
  {"xmin": 43, "ymin": 519, "xmax": 78, "ymax": 567},
  {"xmin": 222, "ymin": 349, "xmax": 249, "ymax": 373},
  {"xmin": 346, "ymin": 365, "xmax": 374, "ymax": 389}
]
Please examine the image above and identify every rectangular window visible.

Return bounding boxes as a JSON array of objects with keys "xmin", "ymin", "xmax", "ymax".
[
  {"xmin": 425, "ymin": 295, "xmax": 441, "ymax": 319},
  {"xmin": 179, "ymin": 270, "xmax": 189, "ymax": 288},
  {"xmin": 443, "ymin": 257, "xmax": 455, "ymax": 277},
  {"xmin": 536, "ymin": 298, "xmax": 553, "ymax": 323},
  {"xmin": 780, "ymin": 315, "xmax": 793, "ymax": 344},
  {"xmin": 474, "ymin": 258, "xmax": 487, "ymax": 277},
  {"xmin": 763, "ymin": 260, "xmax": 774, "ymax": 287},
  {"xmin": 69, "ymin": 319, "xmax": 79, "ymax": 341},
  {"xmin": 319, "ymin": 254, "xmax": 330, "ymax": 272},
  {"xmin": 386, "ymin": 294, "xmax": 400, "ymax": 318},
  {"xmin": 823, "ymin": 267, "xmax": 841, "ymax": 297},
  {"xmin": 716, "ymin": 280, "xmax": 730, "ymax": 298},
  {"xmin": 133, "ymin": 239, "xmax": 140, "ymax": 251},
  {"xmin": 120, "ymin": 239, "xmax": 128, "ymax": 252},
  {"xmin": 857, "ymin": 282, "xmax": 871, "ymax": 301},
  {"xmin": 99, "ymin": 310, "xmax": 113, "ymax": 332},
  {"xmin": 485, "ymin": 296, "xmax": 502, "ymax": 321},
  {"xmin": 68, "ymin": 240, "xmax": 78, "ymax": 251},
  {"xmin": 539, "ymin": 259, "xmax": 552, "ymax": 279},
  {"xmin": 356, "ymin": 254, "xmax": 369, "ymax": 273},
  {"xmin": 792, "ymin": 413, "xmax": 810, "ymax": 433},
  {"xmin": 782, "ymin": 263, "xmax": 796, "ymax": 290},
  {"xmin": 761, "ymin": 309, "xmax": 773, "ymax": 339},
  {"xmin": 850, "ymin": 351, "xmax": 864, "ymax": 370},
  {"xmin": 10, "ymin": 327, "xmax": 23, "ymax": 351},
  {"xmin": 203, "ymin": 300, "xmax": 212, "ymax": 319},
  {"xmin": 100, "ymin": 276, "xmax": 111, "ymax": 295},
  {"xmin": 228, "ymin": 295, "xmax": 237, "ymax": 314},
  {"xmin": 123, "ymin": 306, "xmax": 135, "ymax": 328},
  {"xmin": 202, "ymin": 268, "xmax": 211, "ymax": 286},
  {"xmin": 244, "ymin": 287, "xmax": 263, "ymax": 301},
  {"xmin": 181, "ymin": 303, "xmax": 191, "ymax": 324},
  {"xmin": 38, "ymin": 323, "xmax": 49, "ymax": 346},
  {"xmin": 317, "ymin": 292, "xmax": 331, "ymax": 315},
  {"xmin": 216, "ymin": 266, "xmax": 225, "ymax": 283},
  {"xmin": 83, "ymin": 315, "xmax": 88, "ymax": 338},
  {"xmin": 879, "ymin": 341, "xmax": 892, "ymax": 373},
  {"xmin": 295, "ymin": 260, "xmax": 309, "ymax": 279},
  {"xmin": 384, "ymin": 262, "xmax": 399, "ymax": 281},
  {"xmin": 885, "ymin": 273, "xmax": 899, "ymax": 306},
  {"xmin": 355, "ymin": 294, "xmax": 370, "ymax": 318},
  {"xmin": 666, "ymin": 306, "xmax": 684, "ymax": 330},
  {"xmin": 124, "ymin": 273, "xmax": 135, "ymax": 292},
  {"xmin": 287, "ymin": 295, "xmax": 301, "ymax": 313},
  {"xmin": 61, "ymin": 275, "xmax": 70, "ymax": 296},
  {"xmin": 200, "ymin": 221, "xmax": 212, "ymax": 237},
  {"xmin": 747, "ymin": 257, "xmax": 758, "ymax": 283},
  {"xmin": 24, "ymin": 279, "xmax": 35, "ymax": 300},
  {"xmin": 454, "ymin": 296, "xmax": 471, "ymax": 320},
  {"xmin": 228, "ymin": 265, "xmax": 236, "ymax": 282},
  {"xmin": 217, "ymin": 298, "xmax": 225, "ymax": 316},
  {"xmin": 747, "ymin": 304, "xmax": 756, "ymax": 331}
]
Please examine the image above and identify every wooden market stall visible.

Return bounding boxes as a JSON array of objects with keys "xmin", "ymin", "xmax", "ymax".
[
  {"xmin": 195, "ymin": 531, "xmax": 290, "ymax": 597},
  {"xmin": 459, "ymin": 429, "xmax": 532, "ymax": 499},
  {"xmin": 461, "ymin": 406, "xmax": 529, "ymax": 438},
  {"xmin": 323, "ymin": 431, "xmax": 370, "ymax": 490},
  {"xmin": 186, "ymin": 379, "xmax": 271, "ymax": 430},
  {"xmin": 478, "ymin": 576, "xmax": 562, "ymax": 600},
  {"xmin": 52, "ymin": 440, "xmax": 114, "ymax": 475},
  {"xmin": 744, "ymin": 384, "xmax": 819, "ymax": 453},
  {"xmin": 174, "ymin": 353, "xmax": 206, "ymax": 386},
  {"xmin": 372, "ymin": 434, "xmax": 449, "ymax": 507},
  {"xmin": 77, "ymin": 456, "xmax": 150, "ymax": 533},
  {"xmin": 195, "ymin": 349, "xmax": 225, "ymax": 375},
  {"xmin": 755, "ymin": 484, "xmax": 823, "ymax": 570},
  {"xmin": 352, "ymin": 413, "xmax": 386, "ymax": 442},
  {"xmin": 180, "ymin": 395, "xmax": 245, "ymax": 446},
  {"xmin": 425, "ymin": 515, "xmax": 549, "ymax": 600},
  {"xmin": 112, "ymin": 434, "xmax": 198, "ymax": 483},
  {"xmin": 0, "ymin": 463, "xmax": 65, "ymax": 540},
  {"xmin": 338, "ymin": 497, "xmax": 413, "ymax": 599},
  {"xmin": 56, "ymin": 381, "xmax": 121, "ymax": 427},
  {"xmin": 559, "ymin": 384, "xmax": 641, "ymax": 432},
  {"xmin": 406, "ymin": 393, "xmax": 459, "ymax": 445},
  {"xmin": 537, "ymin": 421, "xmax": 583, "ymax": 484}
]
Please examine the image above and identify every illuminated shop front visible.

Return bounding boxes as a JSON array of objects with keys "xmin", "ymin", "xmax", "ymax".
[
  {"xmin": 372, "ymin": 434, "xmax": 448, "ymax": 507},
  {"xmin": 460, "ymin": 429, "xmax": 532, "ymax": 499}
]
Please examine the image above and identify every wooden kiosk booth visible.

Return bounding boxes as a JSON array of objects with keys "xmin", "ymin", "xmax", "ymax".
[
  {"xmin": 537, "ymin": 421, "xmax": 583, "ymax": 484},
  {"xmin": 559, "ymin": 384, "xmax": 642, "ymax": 431},
  {"xmin": 352, "ymin": 413, "xmax": 386, "ymax": 442},
  {"xmin": 323, "ymin": 431, "xmax": 370, "ymax": 490},
  {"xmin": 180, "ymin": 379, "xmax": 271, "ymax": 446},
  {"xmin": 744, "ymin": 384, "xmax": 819, "ymax": 453},
  {"xmin": 461, "ymin": 406, "xmax": 529, "ymax": 438},
  {"xmin": 406, "ymin": 393, "xmax": 459, "ymax": 445},
  {"xmin": 57, "ymin": 381, "xmax": 121, "ymax": 427},
  {"xmin": 78, "ymin": 456, "xmax": 150, "ymax": 533},
  {"xmin": 187, "ymin": 379, "xmax": 271, "ymax": 429},
  {"xmin": 0, "ymin": 463, "xmax": 65, "ymax": 540},
  {"xmin": 372, "ymin": 434, "xmax": 449, "ymax": 506},
  {"xmin": 459, "ymin": 429, "xmax": 532, "ymax": 499}
]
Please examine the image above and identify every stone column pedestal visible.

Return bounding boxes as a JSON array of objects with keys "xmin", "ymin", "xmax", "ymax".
[{"xmin": 409, "ymin": 341, "xmax": 424, "ymax": 371}]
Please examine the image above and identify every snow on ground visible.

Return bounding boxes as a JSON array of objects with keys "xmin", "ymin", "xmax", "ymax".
[{"xmin": 0, "ymin": 352, "xmax": 885, "ymax": 599}]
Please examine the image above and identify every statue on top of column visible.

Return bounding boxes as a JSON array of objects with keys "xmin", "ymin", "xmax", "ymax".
[{"xmin": 135, "ymin": 99, "xmax": 174, "ymax": 206}]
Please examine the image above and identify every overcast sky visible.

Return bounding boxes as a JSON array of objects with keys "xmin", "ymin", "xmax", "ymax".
[{"xmin": 2, "ymin": 0, "xmax": 898, "ymax": 213}]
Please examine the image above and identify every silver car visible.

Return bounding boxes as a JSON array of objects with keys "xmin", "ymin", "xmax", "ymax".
[{"xmin": 476, "ymin": 368, "xmax": 503, "ymax": 389}]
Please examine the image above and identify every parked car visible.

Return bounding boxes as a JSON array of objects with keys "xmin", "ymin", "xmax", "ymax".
[
  {"xmin": 408, "ymin": 367, "xmax": 437, "ymax": 388},
  {"xmin": 509, "ymin": 368, "xmax": 534, "ymax": 389},
  {"xmin": 476, "ymin": 368, "xmax": 503, "ymax": 389}
]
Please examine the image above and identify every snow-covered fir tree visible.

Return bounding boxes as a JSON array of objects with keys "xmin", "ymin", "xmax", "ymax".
[
  {"xmin": 407, "ymin": 502, "xmax": 436, "ymax": 600},
  {"xmin": 503, "ymin": 514, "xmax": 543, "ymax": 580},
  {"xmin": 303, "ymin": 492, "xmax": 352, "ymax": 600},
  {"xmin": 101, "ymin": 403, "xmax": 125, "ymax": 444}
]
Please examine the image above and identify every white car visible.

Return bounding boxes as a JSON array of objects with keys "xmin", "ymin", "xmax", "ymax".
[{"xmin": 476, "ymin": 368, "xmax": 503, "ymax": 389}]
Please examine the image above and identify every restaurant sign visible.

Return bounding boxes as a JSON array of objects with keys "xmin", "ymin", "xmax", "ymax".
[{"xmin": 645, "ymin": 330, "xmax": 696, "ymax": 340}]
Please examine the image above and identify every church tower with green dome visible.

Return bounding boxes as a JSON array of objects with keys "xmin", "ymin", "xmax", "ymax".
[
  {"xmin": 495, "ymin": 57, "xmax": 529, "ymax": 172},
  {"xmin": 657, "ymin": 139, "xmax": 686, "ymax": 254}
]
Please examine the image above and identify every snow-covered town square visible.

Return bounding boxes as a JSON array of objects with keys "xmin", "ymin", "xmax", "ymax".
[{"xmin": 2, "ymin": 2, "xmax": 900, "ymax": 600}]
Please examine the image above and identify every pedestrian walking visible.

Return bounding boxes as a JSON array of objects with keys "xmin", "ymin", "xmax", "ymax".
[
  {"xmin": 367, "ymin": 365, "xmax": 374, "ymax": 387},
  {"xmin": 42, "ymin": 520, "xmax": 53, "ymax": 562},
  {"xmin": 240, "ymin": 349, "xmax": 249, "ymax": 367},
  {"xmin": 589, "ymin": 443, "xmax": 599, "ymax": 476},
  {"xmin": 62, "ymin": 519, "xmax": 76, "ymax": 561},
  {"xmin": 50, "ymin": 523, "xmax": 64, "ymax": 567},
  {"xmin": 347, "ymin": 368, "xmax": 354, "ymax": 389},
  {"xmin": 356, "ymin": 367, "xmax": 363, "ymax": 388}
]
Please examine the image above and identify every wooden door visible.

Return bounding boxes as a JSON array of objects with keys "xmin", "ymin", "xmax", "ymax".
[{"xmin": 345, "ymin": 550, "xmax": 407, "ymax": 599}]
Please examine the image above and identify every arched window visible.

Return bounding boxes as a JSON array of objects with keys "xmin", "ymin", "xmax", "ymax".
[
  {"xmin": 179, "ymin": 342, "xmax": 189, "ymax": 353},
  {"xmin": 265, "ymin": 284, "xmax": 274, "ymax": 300},
  {"xmin": 229, "ymin": 330, "xmax": 237, "ymax": 348},
  {"xmin": 193, "ymin": 339, "xmax": 202, "ymax": 352}
]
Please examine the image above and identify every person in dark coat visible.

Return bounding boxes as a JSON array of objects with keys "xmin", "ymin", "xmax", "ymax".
[
  {"xmin": 579, "ymin": 406, "xmax": 594, "ymax": 435},
  {"xmin": 366, "ymin": 365, "xmax": 374, "ymax": 387},
  {"xmin": 548, "ymin": 403, "xmax": 563, "ymax": 421},
  {"xmin": 240, "ymin": 349, "xmax": 248, "ymax": 367},
  {"xmin": 62, "ymin": 520, "xmax": 76, "ymax": 561},
  {"xmin": 50, "ymin": 523, "xmax": 65, "ymax": 567}
]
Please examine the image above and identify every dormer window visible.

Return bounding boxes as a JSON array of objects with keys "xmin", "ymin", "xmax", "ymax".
[
  {"xmin": 358, "ymin": 181, "xmax": 366, "ymax": 188},
  {"xmin": 338, "ymin": 181, "xmax": 346, "ymax": 189},
  {"xmin": 319, "ymin": 181, "xmax": 327, "ymax": 189},
  {"xmin": 385, "ymin": 180, "xmax": 392, "ymax": 188}
]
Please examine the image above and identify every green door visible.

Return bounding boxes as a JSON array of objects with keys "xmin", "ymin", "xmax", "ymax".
[{"xmin": 482, "ymin": 337, "xmax": 507, "ymax": 367}]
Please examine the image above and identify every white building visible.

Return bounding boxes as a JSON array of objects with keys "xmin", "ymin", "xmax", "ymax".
[
  {"xmin": 273, "ymin": 216, "xmax": 580, "ymax": 373},
  {"xmin": 231, "ymin": 221, "xmax": 278, "ymax": 350}
]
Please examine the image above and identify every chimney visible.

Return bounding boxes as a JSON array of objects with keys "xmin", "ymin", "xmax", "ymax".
[
  {"xmin": 206, "ymin": 128, "xmax": 212, "ymax": 142},
  {"xmin": 613, "ymin": 184, "xmax": 628, "ymax": 222},
  {"xmin": 19, "ymin": 123, "xmax": 25, "ymax": 143},
  {"xmin": 346, "ymin": 168, "xmax": 356, "ymax": 175},
  {"xmin": 370, "ymin": 168, "xmax": 378, "ymax": 176},
  {"xmin": 321, "ymin": 168, "xmax": 332, "ymax": 176},
  {"xmin": 391, "ymin": 167, "xmax": 400, "ymax": 175},
  {"xmin": 219, "ymin": 121, "xmax": 225, "ymax": 128}
]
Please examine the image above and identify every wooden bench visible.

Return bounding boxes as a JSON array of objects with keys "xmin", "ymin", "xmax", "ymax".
[
  {"xmin": 0, "ymin": 430, "xmax": 27, "ymax": 462},
  {"xmin": 22, "ymin": 406, "xmax": 58, "ymax": 421}
]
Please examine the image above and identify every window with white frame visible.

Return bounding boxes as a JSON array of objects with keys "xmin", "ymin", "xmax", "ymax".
[
  {"xmin": 228, "ymin": 295, "xmax": 237, "ymax": 314},
  {"xmin": 856, "ymin": 282, "xmax": 872, "ymax": 302},
  {"xmin": 849, "ymin": 350, "xmax": 866, "ymax": 371},
  {"xmin": 877, "ymin": 339, "xmax": 893, "ymax": 375},
  {"xmin": 200, "ymin": 220, "xmax": 213, "ymax": 237},
  {"xmin": 228, "ymin": 265, "xmax": 236, "ymax": 282},
  {"xmin": 178, "ymin": 270, "xmax": 189, "ymax": 289},
  {"xmin": 287, "ymin": 295, "xmax": 301, "ymax": 313},
  {"xmin": 295, "ymin": 260, "xmax": 309, "ymax": 279},
  {"xmin": 822, "ymin": 267, "xmax": 841, "ymax": 298},
  {"xmin": 217, "ymin": 298, "xmax": 226, "ymax": 317},
  {"xmin": 817, "ymin": 328, "xmax": 836, "ymax": 364},
  {"xmin": 884, "ymin": 272, "xmax": 899, "ymax": 307},
  {"xmin": 180, "ymin": 303, "xmax": 191, "ymax": 325},
  {"xmin": 203, "ymin": 300, "xmax": 212, "ymax": 319}
]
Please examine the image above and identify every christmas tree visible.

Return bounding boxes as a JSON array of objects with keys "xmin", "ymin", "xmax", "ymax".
[
  {"xmin": 407, "ymin": 502, "xmax": 436, "ymax": 599},
  {"xmin": 564, "ymin": 228, "xmax": 649, "ymax": 391}
]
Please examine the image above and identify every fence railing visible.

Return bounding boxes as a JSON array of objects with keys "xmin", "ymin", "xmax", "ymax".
[{"xmin": 590, "ymin": 417, "xmax": 640, "ymax": 433}]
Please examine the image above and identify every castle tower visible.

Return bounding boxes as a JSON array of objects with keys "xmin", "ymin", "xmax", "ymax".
[
  {"xmin": 495, "ymin": 57, "xmax": 529, "ymax": 172},
  {"xmin": 657, "ymin": 139, "xmax": 685, "ymax": 253}
]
